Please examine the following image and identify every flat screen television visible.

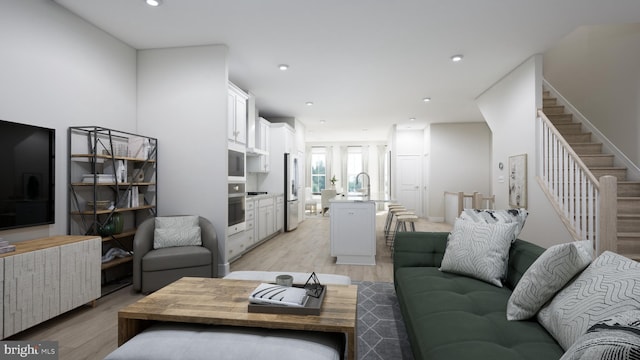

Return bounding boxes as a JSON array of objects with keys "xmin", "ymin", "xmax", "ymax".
[{"xmin": 0, "ymin": 120, "xmax": 55, "ymax": 230}]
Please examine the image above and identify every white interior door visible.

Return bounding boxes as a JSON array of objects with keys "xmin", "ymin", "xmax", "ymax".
[{"xmin": 396, "ymin": 155, "xmax": 422, "ymax": 216}]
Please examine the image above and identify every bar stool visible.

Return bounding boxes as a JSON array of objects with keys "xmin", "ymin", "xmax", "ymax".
[
  {"xmin": 391, "ymin": 214, "xmax": 418, "ymax": 254},
  {"xmin": 384, "ymin": 206, "xmax": 407, "ymax": 241},
  {"xmin": 385, "ymin": 210, "xmax": 414, "ymax": 246},
  {"xmin": 384, "ymin": 205, "xmax": 405, "ymax": 235}
]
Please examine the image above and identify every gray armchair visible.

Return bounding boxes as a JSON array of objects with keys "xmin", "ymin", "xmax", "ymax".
[{"xmin": 133, "ymin": 216, "xmax": 218, "ymax": 293}]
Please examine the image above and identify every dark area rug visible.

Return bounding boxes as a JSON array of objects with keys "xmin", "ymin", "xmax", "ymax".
[{"xmin": 355, "ymin": 281, "xmax": 414, "ymax": 360}]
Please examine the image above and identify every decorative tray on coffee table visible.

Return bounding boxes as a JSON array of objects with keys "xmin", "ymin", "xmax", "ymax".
[{"xmin": 248, "ymin": 272, "xmax": 326, "ymax": 315}]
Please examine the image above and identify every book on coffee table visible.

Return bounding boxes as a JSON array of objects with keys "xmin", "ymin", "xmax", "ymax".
[{"xmin": 248, "ymin": 283, "xmax": 326, "ymax": 315}]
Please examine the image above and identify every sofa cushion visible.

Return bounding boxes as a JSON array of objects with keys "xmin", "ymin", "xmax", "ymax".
[
  {"xmin": 395, "ymin": 267, "xmax": 564, "ymax": 360},
  {"xmin": 142, "ymin": 246, "xmax": 211, "ymax": 272},
  {"xmin": 507, "ymin": 241, "xmax": 592, "ymax": 320},
  {"xmin": 440, "ymin": 219, "xmax": 518, "ymax": 287},
  {"xmin": 459, "ymin": 208, "xmax": 528, "ymax": 242},
  {"xmin": 560, "ymin": 310, "xmax": 640, "ymax": 360},
  {"xmin": 538, "ymin": 251, "xmax": 640, "ymax": 350},
  {"xmin": 504, "ymin": 239, "xmax": 547, "ymax": 290}
]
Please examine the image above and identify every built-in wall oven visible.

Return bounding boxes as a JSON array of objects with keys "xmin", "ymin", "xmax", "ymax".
[{"xmin": 228, "ymin": 182, "xmax": 246, "ymax": 235}]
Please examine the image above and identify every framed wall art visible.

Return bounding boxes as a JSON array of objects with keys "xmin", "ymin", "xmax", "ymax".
[{"xmin": 509, "ymin": 154, "xmax": 527, "ymax": 208}]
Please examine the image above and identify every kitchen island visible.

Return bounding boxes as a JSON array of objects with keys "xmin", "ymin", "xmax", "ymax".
[{"xmin": 329, "ymin": 197, "xmax": 377, "ymax": 265}]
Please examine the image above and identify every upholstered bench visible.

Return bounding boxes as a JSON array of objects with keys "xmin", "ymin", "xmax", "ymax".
[
  {"xmin": 105, "ymin": 323, "xmax": 345, "ymax": 360},
  {"xmin": 105, "ymin": 272, "xmax": 352, "ymax": 360}
]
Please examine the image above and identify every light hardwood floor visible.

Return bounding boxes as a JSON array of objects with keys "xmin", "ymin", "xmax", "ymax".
[
  {"xmin": 9, "ymin": 212, "xmax": 451, "ymax": 360},
  {"xmin": 231, "ymin": 211, "xmax": 452, "ymax": 282}
]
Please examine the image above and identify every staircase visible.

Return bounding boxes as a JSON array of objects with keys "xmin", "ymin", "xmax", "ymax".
[{"xmin": 542, "ymin": 91, "xmax": 640, "ymax": 260}]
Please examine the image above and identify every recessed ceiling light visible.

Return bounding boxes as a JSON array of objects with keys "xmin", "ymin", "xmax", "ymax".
[
  {"xmin": 306, "ymin": 102, "xmax": 314, "ymax": 106},
  {"xmin": 278, "ymin": 64, "xmax": 289, "ymax": 71},
  {"xmin": 451, "ymin": 54, "xmax": 463, "ymax": 62},
  {"xmin": 319, "ymin": 120, "xmax": 326, "ymax": 124},
  {"xmin": 410, "ymin": 118, "xmax": 416, "ymax": 121},
  {"xmin": 422, "ymin": 97, "xmax": 431, "ymax": 102},
  {"xmin": 145, "ymin": 0, "xmax": 161, "ymax": 6}
]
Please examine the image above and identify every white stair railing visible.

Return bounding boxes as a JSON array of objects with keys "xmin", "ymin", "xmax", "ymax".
[{"xmin": 536, "ymin": 110, "xmax": 617, "ymax": 255}]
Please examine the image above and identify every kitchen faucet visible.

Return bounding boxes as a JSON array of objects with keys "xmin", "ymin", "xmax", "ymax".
[{"xmin": 355, "ymin": 172, "xmax": 370, "ymax": 198}]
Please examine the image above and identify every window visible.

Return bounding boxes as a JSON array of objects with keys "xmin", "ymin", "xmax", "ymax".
[
  {"xmin": 311, "ymin": 148, "xmax": 326, "ymax": 193},
  {"xmin": 346, "ymin": 147, "xmax": 363, "ymax": 192}
]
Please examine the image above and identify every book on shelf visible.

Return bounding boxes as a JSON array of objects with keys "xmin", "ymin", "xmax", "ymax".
[
  {"xmin": 128, "ymin": 136, "xmax": 150, "ymax": 159},
  {"xmin": 248, "ymin": 283, "xmax": 309, "ymax": 307}
]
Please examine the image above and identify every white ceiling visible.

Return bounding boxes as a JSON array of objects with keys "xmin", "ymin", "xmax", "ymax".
[{"xmin": 54, "ymin": 0, "xmax": 640, "ymax": 142}]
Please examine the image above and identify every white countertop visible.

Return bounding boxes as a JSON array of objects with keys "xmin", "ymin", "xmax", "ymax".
[
  {"xmin": 329, "ymin": 194, "xmax": 394, "ymax": 203},
  {"xmin": 245, "ymin": 193, "xmax": 284, "ymax": 200}
]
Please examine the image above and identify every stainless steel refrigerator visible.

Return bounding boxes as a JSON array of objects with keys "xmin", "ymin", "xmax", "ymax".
[{"xmin": 284, "ymin": 153, "xmax": 298, "ymax": 231}]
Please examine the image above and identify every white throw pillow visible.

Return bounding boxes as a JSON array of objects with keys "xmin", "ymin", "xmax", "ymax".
[
  {"xmin": 459, "ymin": 208, "xmax": 528, "ymax": 242},
  {"xmin": 440, "ymin": 218, "xmax": 517, "ymax": 287},
  {"xmin": 537, "ymin": 251, "xmax": 640, "ymax": 350},
  {"xmin": 155, "ymin": 215, "xmax": 199, "ymax": 229},
  {"xmin": 560, "ymin": 310, "xmax": 640, "ymax": 360},
  {"xmin": 154, "ymin": 227, "xmax": 202, "ymax": 249},
  {"xmin": 506, "ymin": 241, "xmax": 592, "ymax": 321}
]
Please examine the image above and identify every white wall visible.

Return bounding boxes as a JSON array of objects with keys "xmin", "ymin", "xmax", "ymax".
[
  {"xmin": 136, "ymin": 45, "xmax": 230, "ymax": 274},
  {"xmin": 0, "ymin": 1, "xmax": 137, "ymax": 242},
  {"xmin": 476, "ymin": 55, "xmax": 572, "ymax": 248},
  {"xmin": 544, "ymin": 24, "xmax": 640, "ymax": 166},
  {"xmin": 428, "ymin": 123, "xmax": 491, "ymax": 219}
]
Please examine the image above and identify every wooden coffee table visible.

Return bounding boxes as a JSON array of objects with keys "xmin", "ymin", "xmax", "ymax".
[{"xmin": 118, "ymin": 277, "xmax": 359, "ymax": 360}]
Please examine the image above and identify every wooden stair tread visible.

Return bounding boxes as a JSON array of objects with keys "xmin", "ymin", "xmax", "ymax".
[
  {"xmin": 618, "ymin": 232, "xmax": 640, "ymax": 237},
  {"xmin": 619, "ymin": 214, "xmax": 640, "ymax": 218},
  {"xmin": 567, "ymin": 142, "xmax": 603, "ymax": 145},
  {"xmin": 589, "ymin": 166, "xmax": 627, "ymax": 170}
]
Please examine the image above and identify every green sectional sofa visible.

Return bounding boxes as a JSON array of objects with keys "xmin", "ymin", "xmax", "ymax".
[{"xmin": 393, "ymin": 231, "xmax": 564, "ymax": 360}]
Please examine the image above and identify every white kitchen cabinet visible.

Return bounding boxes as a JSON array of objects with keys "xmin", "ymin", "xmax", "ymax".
[
  {"xmin": 245, "ymin": 198, "xmax": 256, "ymax": 246},
  {"xmin": 330, "ymin": 200, "xmax": 376, "ymax": 265},
  {"xmin": 228, "ymin": 195, "xmax": 283, "ymax": 263},
  {"xmin": 257, "ymin": 117, "xmax": 271, "ymax": 152},
  {"xmin": 257, "ymin": 197, "xmax": 276, "ymax": 241},
  {"xmin": 227, "ymin": 231, "xmax": 251, "ymax": 262},
  {"xmin": 228, "ymin": 83, "xmax": 248, "ymax": 145},
  {"xmin": 276, "ymin": 195, "xmax": 284, "ymax": 231},
  {"xmin": 247, "ymin": 154, "xmax": 269, "ymax": 173},
  {"xmin": 247, "ymin": 118, "xmax": 271, "ymax": 173}
]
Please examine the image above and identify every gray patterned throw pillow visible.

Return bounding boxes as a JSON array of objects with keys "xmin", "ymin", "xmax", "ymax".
[
  {"xmin": 560, "ymin": 310, "xmax": 640, "ymax": 360},
  {"xmin": 507, "ymin": 241, "xmax": 592, "ymax": 321},
  {"xmin": 538, "ymin": 251, "xmax": 640, "ymax": 350},
  {"xmin": 440, "ymin": 218, "xmax": 517, "ymax": 287},
  {"xmin": 153, "ymin": 216, "xmax": 202, "ymax": 249},
  {"xmin": 154, "ymin": 227, "xmax": 202, "ymax": 249}
]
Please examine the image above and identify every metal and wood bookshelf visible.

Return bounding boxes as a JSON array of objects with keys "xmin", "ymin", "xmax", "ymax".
[{"xmin": 68, "ymin": 126, "xmax": 157, "ymax": 296}]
